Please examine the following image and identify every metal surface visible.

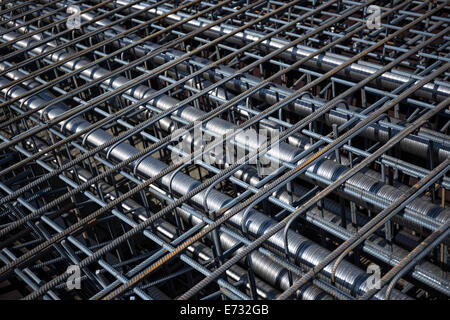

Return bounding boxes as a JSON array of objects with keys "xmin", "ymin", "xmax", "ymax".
[{"xmin": 0, "ymin": 0, "xmax": 448, "ymax": 300}]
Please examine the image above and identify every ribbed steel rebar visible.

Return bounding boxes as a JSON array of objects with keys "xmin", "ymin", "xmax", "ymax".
[{"xmin": 0, "ymin": 0, "xmax": 448, "ymax": 300}]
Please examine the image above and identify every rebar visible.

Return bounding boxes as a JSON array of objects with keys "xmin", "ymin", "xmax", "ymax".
[{"xmin": 0, "ymin": 0, "xmax": 448, "ymax": 300}]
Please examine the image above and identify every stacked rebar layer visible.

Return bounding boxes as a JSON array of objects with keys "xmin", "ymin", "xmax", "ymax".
[{"xmin": 0, "ymin": 0, "xmax": 448, "ymax": 300}]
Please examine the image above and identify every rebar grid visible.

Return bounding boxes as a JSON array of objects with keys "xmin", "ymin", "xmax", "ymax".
[{"xmin": 0, "ymin": 0, "xmax": 448, "ymax": 300}]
